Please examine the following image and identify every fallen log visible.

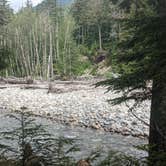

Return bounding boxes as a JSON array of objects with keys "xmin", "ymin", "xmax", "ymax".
[
  {"xmin": 0, "ymin": 77, "xmax": 34, "ymax": 84},
  {"xmin": 21, "ymin": 85, "xmax": 47, "ymax": 90},
  {"xmin": 53, "ymin": 80, "xmax": 91, "ymax": 85},
  {"xmin": 0, "ymin": 86, "xmax": 7, "ymax": 89}
]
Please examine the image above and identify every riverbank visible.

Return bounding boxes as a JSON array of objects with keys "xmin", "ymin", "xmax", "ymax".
[{"xmin": 0, "ymin": 79, "xmax": 150, "ymax": 138}]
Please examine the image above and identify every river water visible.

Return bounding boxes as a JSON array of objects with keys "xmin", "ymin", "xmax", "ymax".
[{"xmin": 0, "ymin": 110, "xmax": 148, "ymax": 163}]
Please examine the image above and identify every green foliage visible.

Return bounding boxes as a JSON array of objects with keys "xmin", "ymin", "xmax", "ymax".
[
  {"xmin": 5, "ymin": 3, "xmax": 83, "ymax": 78},
  {"xmin": 96, "ymin": 0, "xmax": 158, "ymax": 104},
  {"xmin": 1, "ymin": 0, "xmax": 126, "ymax": 78},
  {"xmin": 71, "ymin": 0, "xmax": 126, "ymax": 74},
  {"xmin": 0, "ymin": 107, "xmax": 78, "ymax": 166},
  {"xmin": 147, "ymin": 151, "xmax": 166, "ymax": 166},
  {"xmin": 0, "ymin": 0, "xmax": 11, "ymax": 25},
  {"xmin": 0, "ymin": 0, "xmax": 12, "ymax": 72},
  {"xmin": 97, "ymin": 151, "xmax": 142, "ymax": 166},
  {"xmin": 72, "ymin": 0, "xmax": 117, "ymax": 47},
  {"xmin": 104, "ymin": 72, "xmax": 114, "ymax": 79},
  {"xmin": 134, "ymin": 144, "xmax": 166, "ymax": 166},
  {"xmin": 0, "ymin": 48, "xmax": 10, "ymax": 70},
  {"xmin": 97, "ymin": 1, "xmax": 166, "ymax": 165},
  {"xmin": 75, "ymin": 61, "xmax": 92, "ymax": 75}
]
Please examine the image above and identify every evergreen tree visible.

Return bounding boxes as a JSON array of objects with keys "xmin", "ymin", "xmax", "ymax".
[
  {"xmin": 0, "ymin": 108, "xmax": 78, "ymax": 166},
  {"xmin": 25, "ymin": 0, "xmax": 32, "ymax": 9},
  {"xmin": 0, "ymin": 0, "xmax": 11, "ymax": 71},
  {"xmin": 72, "ymin": 0, "xmax": 118, "ymax": 49},
  {"xmin": 97, "ymin": 0, "xmax": 166, "ymax": 165}
]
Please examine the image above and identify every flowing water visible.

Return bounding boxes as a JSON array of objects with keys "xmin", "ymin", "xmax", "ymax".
[{"xmin": 0, "ymin": 110, "xmax": 148, "ymax": 162}]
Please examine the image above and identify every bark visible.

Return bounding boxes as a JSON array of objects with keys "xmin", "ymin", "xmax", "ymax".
[
  {"xmin": 1, "ymin": 78, "xmax": 33, "ymax": 84},
  {"xmin": 33, "ymin": 23, "xmax": 41, "ymax": 77},
  {"xmin": 47, "ymin": 25, "xmax": 53, "ymax": 80},
  {"xmin": 98, "ymin": 24, "xmax": 102, "ymax": 51},
  {"xmin": 56, "ymin": 21, "xmax": 60, "ymax": 60},
  {"xmin": 43, "ymin": 27, "xmax": 47, "ymax": 79},
  {"xmin": 81, "ymin": 26, "xmax": 84, "ymax": 44},
  {"xmin": 16, "ymin": 28, "xmax": 29, "ymax": 77},
  {"xmin": 63, "ymin": 19, "xmax": 70, "ymax": 75},
  {"xmin": 29, "ymin": 31, "xmax": 34, "ymax": 75},
  {"xmin": 149, "ymin": 78, "xmax": 166, "ymax": 165},
  {"xmin": 149, "ymin": 0, "xmax": 166, "ymax": 165},
  {"xmin": 69, "ymin": 47, "xmax": 72, "ymax": 76}
]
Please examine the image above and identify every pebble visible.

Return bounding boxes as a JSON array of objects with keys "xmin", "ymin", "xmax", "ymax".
[{"xmin": 0, "ymin": 82, "xmax": 150, "ymax": 138}]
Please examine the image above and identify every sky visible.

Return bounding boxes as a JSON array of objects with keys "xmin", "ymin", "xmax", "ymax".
[{"xmin": 9, "ymin": 0, "xmax": 43, "ymax": 11}]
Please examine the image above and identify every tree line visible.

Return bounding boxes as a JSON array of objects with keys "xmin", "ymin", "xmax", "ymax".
[
  {"xmin": 0, "ymin": 0, "xmax": 83, "ymax": 79},
  {"xmin": 0, "ymin": 0, "xmax": 126, "ymax": 79}
]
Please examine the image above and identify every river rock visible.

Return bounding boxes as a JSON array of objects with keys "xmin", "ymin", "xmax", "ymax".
[{"xmin": 0, "ymin": 80, "xmax": 150, "ymax": 137}]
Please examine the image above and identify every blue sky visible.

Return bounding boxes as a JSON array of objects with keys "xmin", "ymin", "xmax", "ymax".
[{"xmin": 9, "ymin": 0, "xmax": 43, "ymax": 11}]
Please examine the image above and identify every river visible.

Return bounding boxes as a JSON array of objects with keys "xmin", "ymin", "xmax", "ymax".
[{"xmin": 0, "ymin": 110, "xmax": 148, "ymax": 164}]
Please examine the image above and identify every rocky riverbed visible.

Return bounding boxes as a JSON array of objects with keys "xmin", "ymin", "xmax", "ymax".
[{"xmin": 0, "ymin": 79, "xmax": 150, "ymax": 138}]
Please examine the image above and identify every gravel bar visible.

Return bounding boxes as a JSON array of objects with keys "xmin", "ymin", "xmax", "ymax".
[{"xmin": 0, "ymin": 80, "xmax": 150, "ymax": 138}]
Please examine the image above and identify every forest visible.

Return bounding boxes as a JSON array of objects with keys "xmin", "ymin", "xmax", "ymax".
[{"xmin": 0, "ymin": 0, "xmax": 166, "ymax": 165}]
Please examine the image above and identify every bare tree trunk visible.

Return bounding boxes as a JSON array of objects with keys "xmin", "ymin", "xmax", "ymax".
[
  {"xmin": 29, "ymin": 31, "xmax": 34, "ymax": 76},
  {"xmin": 98, "ymin": 24, "xmax": 102, "ymax": 51},
  {"xmin": 47, "ymin": 54, "xmax": 51, "ymax": 80},
  {"xmin": 32, "ymin": 26, "xmax": 41, "ymax": 78},
  {"xmin": 69, "ymin": 47, "xmax": 72, "ymax": 76},
  {"xmin": 63, "ymin": 20, "xmax": 70, "ymax": 75},
  {"xmin": 81, "ymin": 26, "xmax": 84, "ymax": 44},
  {"xmin": 43, "ymin": 27, "xmax": 47, "ymax": 79},
  {"xmin": 149, "ymin": 79, "xmax": 166, "ymax": 165},
  {"xmin": 16, "ymin": 28, "xmax": 29, "ymax": 76},
  {"xmin": 26, "ymin": 36, "xmax": 32, "ymax": 76},
  {"xmin": 56, "ymin": 21, "xmax": 60, "ymax": 60},
  {"xmin": 47, "ymin": 25, "xmax": 53, "ymax": 80},
  {"xmin": 50, "ymin": 26, "xmax": 54, "ymax": 79}
]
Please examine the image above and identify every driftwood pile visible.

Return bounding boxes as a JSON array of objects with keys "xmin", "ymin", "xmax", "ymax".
[
  {"xmin": 47, "ymin": 82, "xmax": 93, "ymax": 94},
  {"xmin": 0, "ymin": 77, "xmax": 95, "ymax": 94}
]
